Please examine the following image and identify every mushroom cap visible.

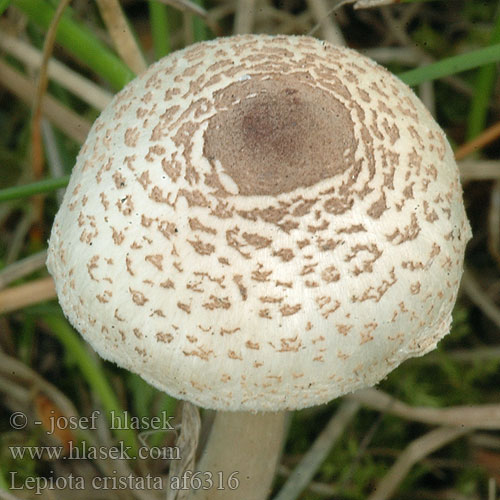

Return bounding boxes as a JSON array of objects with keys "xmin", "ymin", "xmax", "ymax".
[{"xmin": 47, "ymin": 34, "xmax": 471, "ymax": 412}]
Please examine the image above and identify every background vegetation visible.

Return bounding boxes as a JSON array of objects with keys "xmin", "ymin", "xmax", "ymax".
[{"xmin": 1, "ymin": 0, "xmax": 500, "ymax": 499}]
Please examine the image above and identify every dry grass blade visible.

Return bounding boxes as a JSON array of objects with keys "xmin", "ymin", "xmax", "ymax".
[
  {"xmin": 42, "ymin": 119, "xmax": 68, "ymax": 205},
  {"xmin": 155, "ymin": 0, "xmax": 207, "ymax": 19},
  {"xmin": 166, "ymin": 402, "xmax": 200, "ymax": 500},
  {"xmin": 31, "ymin": 0, "xmax": 72, "ymax": 174},
  {"xmin": 461, "ymin": 268, "xmax": 500, "ymax": 329},
  {"xmin": 30, "ymin": 0, "xmax": 72, "ymax": 240},
  {"xmin": 0, "ymin": 375, "xmax": 30, "ymax": 403},
  {"xmin": 274, "ymin": 400, "xmax": 360, "ymax": 500},
  {"xmin": 0, "ymin": 350, "xmax": 80, "ymax": 425},
  {"xmin": 489, "ymin": 181, "xmax": 500, "ymax": 266},
  {"xmin": 233, "ymin": 0, "xmax": 256, "ymax": 34},
  {"xmin": 418, "ymin": 345, "xmax": 500, "ymax": 363},
  {"xmin": 353, "ymin": 0, "xmax": 404, "ymax": 8},
  {"xmin": 0, "ymin": 488, "xmax": 24, "ymax": 500},
  {"xmin": 363, "ymin": 47, "xmax": 422, "ymax": 65},
  {"xmin": 367, "ymin": 426, "xmax": 469, "ymax": 500},
  {"xmin": 489, "ymin": 478, "xmax": 497, "ymax": 500},
  {"xmin": 155, "ymin": 0, "xmax": 221, "ymax": 35},
  {"xmin": 0, "ymin": 32, "xmax": 112, "ymax": 111},
  {"xmin": 459, "ymin": 160, "xmax": 500, "ymax": 181},
  {"xmin": 0, "ymin": 276, "xmax": 56, "ymax": 315},
  {"xmin": 0, "ymin": 250, "xmax": 48, "ymax": 289},
  {"xmin": 0, "ymin": 351, "xmax": 153, "ymax": 500},
  {"xmin": 350, "ymin": 388, "xmax": 500, "ymax": 429},
  {"xmin": 0, "ymin": 59, "xmax": 91, "ymax": 143},
  {"xmin": 455, "ymin": 120, "xmax": 500, "ymax": 161},
  {"xmin": 308, "ymin": 0, "xmax": 401, "ymax": 24},
  {"xmin": 277, "ymin": 465, "xmax": 338, "ymax": 497},
  {"xmin": 96, "ymin": 0, "xmax": 147, "ymax": 75},
  {"xmin": 307, "ymin": 0, "xmax": 345, "ymax": 43}
]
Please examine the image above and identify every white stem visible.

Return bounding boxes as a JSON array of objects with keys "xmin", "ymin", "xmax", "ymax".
[{"xmin": 190, "ymin": 411, "xmax": 286, "ymax": 500}]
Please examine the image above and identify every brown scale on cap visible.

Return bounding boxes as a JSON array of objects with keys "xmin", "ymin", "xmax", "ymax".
[
  {"xmin": 47, "ymin": 34, "xmax": 471, "ymax": 412},
  {"xmin": 204, "ymin": 77, "xmax": 356, "ymax": 196}
]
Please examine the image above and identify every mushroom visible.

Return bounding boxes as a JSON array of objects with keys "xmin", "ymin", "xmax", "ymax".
[{"xmin": 46, "ymin": 34, "xmax": 471, "ymax": 499}]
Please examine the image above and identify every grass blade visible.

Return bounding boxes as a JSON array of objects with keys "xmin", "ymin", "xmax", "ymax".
[
  {"xmin": 11, "ymin": 0, "xmax": 135, "ymax": 90},
  {"xmin": 42, "ymin": 313, "xmax": 139, "ymax": 456},
  {"xmin": 149, "ymin": 0, "xmax": 171, "ymax": 59},
  {"xmin": 0, "ymin": 176, "xmax": 70, "ymax": 203},
  {"xmin": 398, "ymin": 42, "xmax": 500, "ymax": 86},
  {"xmin": 0, "ymin": 0, "xmax": 11, "ymax": 16},
  {"xmin": 466, "ymin": 11, "xmax": 500, "ymax": 140},
  {"xmin": 192, "ymin": 0, "xmax": 210, "ymax": 41}
]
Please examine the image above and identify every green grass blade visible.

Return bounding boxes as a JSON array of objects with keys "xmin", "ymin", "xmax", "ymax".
[
  {"xmin": 0, "ymin": 466, "xmax": 7, "ymax": 491},
  {"xmin": 467, "ymin": 64, "xmax": 497, "ymax": 140},
  {"xmin": 192, "ymin": 0, "xmax": 210, "ymax": 41},
  {"xmin": 150, "ymin": 394, "xmax": 177, "ymax": 446},
  {"xmin": 11, "ymin": 0, "xmax": 135, "ymax": 90},
  {"xmin": 42, "ymin": 313, "xmax": 138, "ymax": 456},
  {"xmin": 0, "ymin": 176, "xmax": 70, "ymax": 203},
  {"xmin": 128, "ymin": 373, "xmax": 156, "ymax": 419},
  {"xmin": 466, "ymin": 12, "xmax": 500, "ymax": 140},
  {"xmin": 0, "ymin": 0, "xmax": 11, "ymax": 16},
  {"xmin": 149, "ymin": 0, "xmax": 170, "ymax": 59},
  {"xmin": 398, "ymin": 42, "xmax": 500, "ymax": 86}
]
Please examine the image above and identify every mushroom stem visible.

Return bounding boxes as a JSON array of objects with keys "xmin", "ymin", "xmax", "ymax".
[{"xmin": 191, "ymin": 410, "xmax": 287, "ymax": 500}]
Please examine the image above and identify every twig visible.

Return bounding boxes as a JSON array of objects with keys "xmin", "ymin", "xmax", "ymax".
[
  {"xmin": 0, "ymin": 32, "xmax": 112, "ymax": 110},
  {"xmin": 0, "ymin": 276, "xmax": 56, "ymax": 315},
  {"xmin": 0, "ymin": 59, "xmax": 91, "ymax": 143},
  {"xmin": 367, "ymin": 426, "xmax": 469, "ymax": 500},
  {"xmin": 96, "ymin": 0, "xmax": 148, "ymax": 75},
  {"xmin": 0, "ymin": 250, "xmax": 48, "ymax": 289},
  {"xmin": 349, "ymin": 388, "xmax": 500, "ymax": 429},
  {"xmin": 273, "ymin": 400, "xmax": 360, "ymax": 500}
]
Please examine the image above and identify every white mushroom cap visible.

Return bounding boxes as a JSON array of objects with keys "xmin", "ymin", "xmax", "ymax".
[{"xmin": 47, "ymin": 35, "xmax": 471, "ymax": 412}]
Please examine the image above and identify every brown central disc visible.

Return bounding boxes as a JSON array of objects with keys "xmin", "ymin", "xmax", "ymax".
[{"xmin": 203, "ymin": 75, "xmax": 356, "ymax": 196}]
